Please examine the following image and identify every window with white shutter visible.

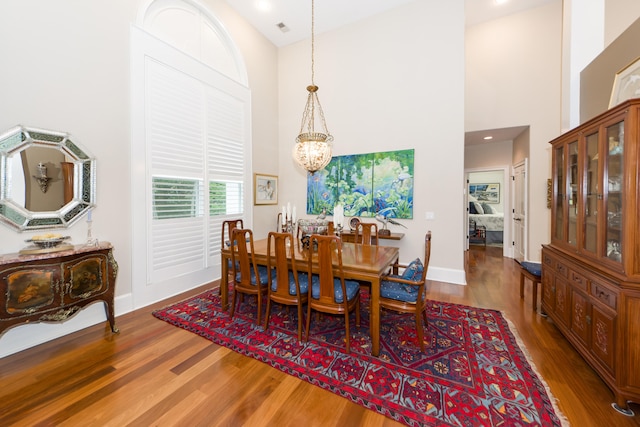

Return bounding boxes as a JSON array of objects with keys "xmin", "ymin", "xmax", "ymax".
[{"xmin": 132, "ymin": 0, "xmax": 250, "ymax": 306}]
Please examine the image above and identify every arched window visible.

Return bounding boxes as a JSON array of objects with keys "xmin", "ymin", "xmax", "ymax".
[
  {"xmin": 132, "ymin": 0, "xmax": 251, "ymax": 306},
  {"xmin": 141, "ymin": 0, "xmax": 247, "ymax": 83}
]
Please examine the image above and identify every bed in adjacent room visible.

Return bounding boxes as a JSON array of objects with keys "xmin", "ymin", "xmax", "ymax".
[{"xmin": 469, "ymin": 200, "xmax": 504, "ymax": 244}]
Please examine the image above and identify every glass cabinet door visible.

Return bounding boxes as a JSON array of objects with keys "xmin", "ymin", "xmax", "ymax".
[
  {"xmin": 605, "ymin": 121, "xmax": 624, "ymax": 262},
  {"xmin": 554, "ymin": 146, "xmax": 565, "ymax": 241},
  {"xmin": 568, "ymin": 141, "xmax": 579, "ymax": 247},
  {"xmin": 584, "ymin": 132, "xmax": 599, "ymax": 254}
]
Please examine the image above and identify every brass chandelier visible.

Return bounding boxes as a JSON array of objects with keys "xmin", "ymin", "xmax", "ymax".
[{"xmin": 292, "ymin": 0, "xmax": 333, "ymax": 174}]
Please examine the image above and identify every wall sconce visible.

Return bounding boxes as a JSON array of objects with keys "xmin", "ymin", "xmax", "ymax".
[{"xmin": 33, "ymin": 162, "xmax": 51, "ymax": 193}]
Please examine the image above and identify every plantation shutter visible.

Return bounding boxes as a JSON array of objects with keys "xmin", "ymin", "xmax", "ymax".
[
  {"xmin": 207, "ymin": 85, "xmax": 246, "ymax": 261},
  {"xmin": 148, "ymin": 60, "xmax": 206, "ymax": 281},
  {"xmin": 146, "ymin": 57, "xmax": 249, "ymax": 283}
]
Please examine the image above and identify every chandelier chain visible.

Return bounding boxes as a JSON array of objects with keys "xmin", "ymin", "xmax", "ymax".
[{"xmin": 311, "ymin": 0, "xmax": 315, "ymax": 85}]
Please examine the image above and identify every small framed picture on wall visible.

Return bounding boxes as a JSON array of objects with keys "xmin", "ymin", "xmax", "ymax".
[{"xmin": 254, "ymin": 173, "xmax": 278, "ymax": 205}]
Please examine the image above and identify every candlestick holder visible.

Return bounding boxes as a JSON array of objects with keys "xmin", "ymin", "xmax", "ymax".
[{"xmin": 86, "ymin": 219, "xmax": 99, "ymax": 246}]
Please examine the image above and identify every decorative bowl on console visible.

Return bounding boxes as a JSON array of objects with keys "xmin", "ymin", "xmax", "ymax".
[
  {"xmin": 297, "ymin": 219, "xmax": 329, "ymax": 238},
  {"xmin": 25, "ymin": 234, "xmax": 71, "ymax": 249}
]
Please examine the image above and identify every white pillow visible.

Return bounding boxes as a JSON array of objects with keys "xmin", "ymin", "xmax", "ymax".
[
  {"xmin": 481, "ymin": 203, "xmax": 495, "ymax": 214},
  {"xmin": 473, "ymin": 202, "xmax": 484, "ymax": 215}
]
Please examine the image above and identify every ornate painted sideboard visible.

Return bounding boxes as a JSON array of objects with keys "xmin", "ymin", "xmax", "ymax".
[{"xmin": 0, "ymin": 242, "xmax": 118, "ymax": 337}]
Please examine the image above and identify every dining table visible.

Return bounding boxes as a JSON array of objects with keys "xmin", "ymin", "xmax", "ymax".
[{"xmin": 220, "ymin": 237, "xmax": 400, "ymax": 357}]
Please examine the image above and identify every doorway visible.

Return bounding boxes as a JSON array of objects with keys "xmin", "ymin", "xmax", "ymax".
[{"xmin": 465, "ymin": 167, "xmax": 512, "ymax": 258}]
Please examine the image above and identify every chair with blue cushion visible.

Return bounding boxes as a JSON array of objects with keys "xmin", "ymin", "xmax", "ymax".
[
  {"xmin": 264, "ymin": 231, "xmax": 309, "ymax": 341},
  {"xmin": 355, "ymin": 222, "xmax": 379, "ymax": 246},
  {"xmin": 230, "ymin": 228, "xmax": 272, "ymax": 325},
  {"xmin": 222, "ymin": 219, "xmax": 244, "ymax": 249},
  {"xmin": 222, "ymin": 219, "xmax": 244, "ymax": 284},
  {"xmin": 379, "ymin": 231, "xmax": 432, "ymax": 351},
  {"xmin": 305, "ymin": 234, "xmax": 361, "ymax": 353},
  {"xmin": 519, "ymin": 261, "xmax": 542, "ymax": 310}
]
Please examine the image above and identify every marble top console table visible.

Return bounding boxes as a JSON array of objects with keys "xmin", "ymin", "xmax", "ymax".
[{"xmin": 0, "ymin": 242, "xmax": 118, "ymax": 338}]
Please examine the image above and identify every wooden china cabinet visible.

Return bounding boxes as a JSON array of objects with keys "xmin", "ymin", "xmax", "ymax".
[{"xmin": 542, "ymin": 98, "xmax": 640, "ymax": 415}]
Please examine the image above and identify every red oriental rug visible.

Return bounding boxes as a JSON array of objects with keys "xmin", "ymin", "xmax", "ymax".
[{"xmin": 153, "ymin": 288, "xmax": 568, "ymax": 426}]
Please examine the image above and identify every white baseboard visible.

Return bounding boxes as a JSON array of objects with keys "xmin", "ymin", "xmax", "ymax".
[
  {"xmin": 427, "ymin": 267, "xmax": 467, "ymax": 285},
  {"xmin": 0, "ymin": 293, "xmax": 132, "ymax": 359}
]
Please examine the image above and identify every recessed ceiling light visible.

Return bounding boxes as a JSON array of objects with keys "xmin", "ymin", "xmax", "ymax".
[
  {"xmin": 494, "ymin": 0, "xmax": 509, "ymax": 5},
  {"xmin": 483, "ymin": 136, "xmax": 493, "ymax": 140},
  {"xmin": 256, "ymin": 0, "xmax": 271, "ymax": 12}
]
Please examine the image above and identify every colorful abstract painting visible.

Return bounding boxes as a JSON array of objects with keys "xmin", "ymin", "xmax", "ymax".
[{"xmin": 306, "ymin": 149, "xmax": 414, "ymax": 218}]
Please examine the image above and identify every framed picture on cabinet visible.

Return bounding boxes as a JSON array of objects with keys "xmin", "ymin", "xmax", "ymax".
[
  {"xmin": 254, "ymin": 173, "xmax": 278, "ymax": 205},
  {"xmin": 609, "ymin": 56, "xmax": 640, "ymax": 108}
]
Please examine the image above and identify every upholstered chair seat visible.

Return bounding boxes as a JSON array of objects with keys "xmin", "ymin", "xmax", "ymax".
[
  {"xmin": 270, "ymin": 271, "xmax": 311, "ymax": 296},
  {"xmin": 235, "ymin": 265, "xmax": 273, "ymax": 287},
  {"xmin": 310, "ymin": 277, "xmax": 359, "ymax": 303},
  {"xmin": 380, "ymin": 277, "xmax": 420, "ymax": 302}
]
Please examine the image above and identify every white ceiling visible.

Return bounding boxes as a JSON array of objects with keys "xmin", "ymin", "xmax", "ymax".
[
  {"xmin": 223, "ymin": 0, "xmax": 556, "ymax": 48},
  {"xmin": 223, "ymin": 0, "xmax": 554, "ymax": 145},
  {"xmin": 464, "ymin": 126, "xmax": 529, "ymax": 146}
]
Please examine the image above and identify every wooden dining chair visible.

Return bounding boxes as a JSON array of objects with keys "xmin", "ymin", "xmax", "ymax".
[
  {"xmin": 221, "ymin": 219, "xmax": 243, "ymax": 292},
  {"xmin": 230, "ymin": 228, "xmax": 271, "ymax": 325},
  {"xmin": 222, "ymin": 219, "xmax": 244, "ymax": 249},
  {"xmin": 276, "ymin": 213, "xmax": 286, "ymax": 232},
  {"xmin": 353, "ymin": 221, "xmax": 380, "ymax": 289},
  {"xmin": 264, "ymin": 231, "xmax": 309, "ymax": 341},
  {"xmin": 379, "ymin": 231, "xmax": 432, "ymax": 351},
  {"xmin": 305, "ymin": 234, "xmax": 361, "ymax": 353},
  {"xmin": 355, "ymin": 222, "xmax": 379, "ymax": 245}
]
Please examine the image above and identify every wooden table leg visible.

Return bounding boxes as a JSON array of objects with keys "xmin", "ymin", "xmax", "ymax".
[{"xmin": 370, "ymin": 277, "xmax": 380, "ymax": 357}]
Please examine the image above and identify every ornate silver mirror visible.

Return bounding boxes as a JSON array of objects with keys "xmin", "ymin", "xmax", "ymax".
[{"xmin": 0, "ymin": 125, "xmax": 95, "ymax": 231}]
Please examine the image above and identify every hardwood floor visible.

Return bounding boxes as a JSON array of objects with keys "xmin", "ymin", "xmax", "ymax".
[{"xmin": 1, "ymin": 246, "xmax": 639, "ymax": 426}]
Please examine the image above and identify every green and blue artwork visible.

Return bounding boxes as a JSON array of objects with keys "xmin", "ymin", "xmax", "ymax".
[{"xmin": 306, "ymin": 149, "xmax": 414, "ymax": 219}]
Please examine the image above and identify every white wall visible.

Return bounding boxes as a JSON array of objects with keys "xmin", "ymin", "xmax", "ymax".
[
  {"xmin": 278, "ymin": 1, "xmax": 466, "ymax": 284},
  {"xmin": 0, "ymin": 0, "xmax": 278, "ymax": 357},
  {"xmin": 465, "ymin": 140, "xmax": 513, "ymax": 170},
  {"xmin": 465, "ymin": 1, "xmax": 563, "ymax": 262},
  {"xmin": 605, "ymin": 0, "xmax": 640, "ymax": 46}
]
